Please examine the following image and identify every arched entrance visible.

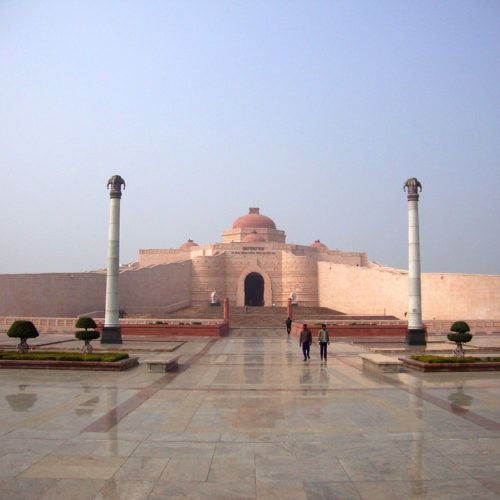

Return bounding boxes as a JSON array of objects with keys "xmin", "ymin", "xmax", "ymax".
[{"xmin": 244, "ymin": 272, "xmax": 264, "ymax": 306}]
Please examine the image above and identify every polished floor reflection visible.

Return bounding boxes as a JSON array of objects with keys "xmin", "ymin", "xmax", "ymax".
[{"xmin": 1, "ymin": 329, "xmax": 500, "ymax": 499}]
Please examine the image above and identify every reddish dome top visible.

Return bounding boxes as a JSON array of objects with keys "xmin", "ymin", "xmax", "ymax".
[
  {"xmin": 180, "ymin": 239, "xmax": 199, "ymax": 249},
  {"xmin": 232, "ymin": 208, "xmax": 276, "ymax": 230},
  {"xmin": 242, "ymin": 231, "xmax": 266, "ymax": 243},
  {"xmin": 309, "ymin": 239, "xmax": 327, "ymax": 249}
]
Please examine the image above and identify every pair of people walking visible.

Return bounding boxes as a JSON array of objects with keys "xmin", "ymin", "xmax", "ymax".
[{"xmin": 299, "ymin": 323, "xmax": 330, "ymax": 361}]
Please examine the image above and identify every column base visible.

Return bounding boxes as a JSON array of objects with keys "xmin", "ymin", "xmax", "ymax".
[
  {"xmin": 100, "ymin": 326, "xmax": 123, "ymax": 344},
  {"xmin": 405, "ymin": 328, "xmax": 426, "ymax": 346}
]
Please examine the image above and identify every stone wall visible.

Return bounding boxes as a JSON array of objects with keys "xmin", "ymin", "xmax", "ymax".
[
  {"xmin": 0, "ymin": 262, "xmax": 192, "ymax": 318},
  {"xmin": 421, "ymin": 273, "xmax": 500, "ymax": 320},
  {"xmin": 318, "ymin": 262, "xmax": 500, "ymax": 320},
  {"xmin": 281, "ymin": 252, "xmax": 318, "ymax": 306},
  {"xmin": 0, "ymin": 272, "xmax": 106, "ymax": 317},
  {"xmin": 119, "ymin": 262, "xmax": 191, "ymax": 315},
  {"xmin": 190, "ymin": 253, "xmax": 227, "ymax": 305}
]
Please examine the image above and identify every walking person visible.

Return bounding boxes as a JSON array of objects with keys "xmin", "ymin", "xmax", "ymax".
[
  {"xmin": 299, "ymin": 323, "xmax": 312, "ymax": 361},
  {"xmin": 318, "ymin": 324, "xmax": 330, "ymax": 361},
  {"xmin": 285, "ymin": 317, "xmax": 292, "ymax": 336}
]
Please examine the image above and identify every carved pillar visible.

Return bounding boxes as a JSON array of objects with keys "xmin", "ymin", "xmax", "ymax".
[
  {"xmin": 223, "ymin": 297, "xmax": 230, "ymax": 323},
  {"xmin": 404, "ymin": 178, "xmax": 426, "ymax": 346},
  {"xmin": 102, "ymin": 175, "xmax": 125, "ymax": 344}
]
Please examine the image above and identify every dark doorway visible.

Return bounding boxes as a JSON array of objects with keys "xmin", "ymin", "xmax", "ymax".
[{"xmin": 244, "ymin": 273, "xmax": 264, "ymax": 306}]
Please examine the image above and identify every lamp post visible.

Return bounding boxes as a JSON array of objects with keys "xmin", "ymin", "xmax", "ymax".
[
  {"xmin": 404, "ymin": 177, "xmax": 426, "ymax": 346},
  {"xmin": 101, "ymin": 175, "xmax": 125, "ymax": 344}
]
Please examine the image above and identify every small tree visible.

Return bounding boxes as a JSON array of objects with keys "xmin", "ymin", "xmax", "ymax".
[
  {"xmin": 447, "ymin": 321, "xmax": 472, "ymax": 359},
  {"xmin": 75, "ymin": 316, "xmax": 99, "ymax": 354},
  {"xmin": 7, "ymin": 320, "xmax": 39, "ymax": 353}
]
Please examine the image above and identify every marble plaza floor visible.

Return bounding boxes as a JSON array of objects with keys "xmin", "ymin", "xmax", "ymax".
[{"xmin": 1, "ymin": 328, "xmax": 500, "ymax": 499}]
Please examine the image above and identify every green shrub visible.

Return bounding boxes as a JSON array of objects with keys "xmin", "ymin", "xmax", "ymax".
[
  {"xmin": 447, "ymin": 332, "xmax": 473, "ymax": 344},
  {"xmin": 155, "ymin": 321, "xmax": 164, "ymax": 324},
  {"xmin": 75, "ymin": 316, "xmax": 97, "ymax": 330},
  {"xmin": 0, "ymin": 350, "xmax": 129, "ymax": 362},
  {"xmin": 192, "ymin": 322, "xmax": 202, "ymax": 325},
  {"xmin": 7, "ymin": 320, "xmax": 39, "ymax": 339},
  {"xmin": 450, "ymin": 321, "xmax": 470, "ymax": 334},
  {"xmin": 410, "ymin": 354, "xmax": 500, "ymax": 364},
  {"xmin": 75, "ymin": 330, "xmax": 100, "ymax": 341},
  {"xmin": 58, "ymin": 354, "xmax": 84, "ymax": 361}
]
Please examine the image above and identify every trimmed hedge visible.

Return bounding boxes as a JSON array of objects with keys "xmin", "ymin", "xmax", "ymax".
[
  {"xmin": 447, "ymin": 332, "xmax": 473, "ymax": 344},
  {"xmin": 75, "ymin": 316, "xmax": 97, "ymax": 330},
  {"xmin": 7, "ymin": 320, "xmax": 39, "ymax": 339},
  {"xmin": 450, "ymin": 321, "xmax": 470, "ymax": 334},
  {"xmin": 75, "ymin": 330, "xmax": 100, "ymax": 341},
  {"xmin": 411, "ymin": 355, "xmax": 500, "ymax": 364},
  {"xmin": 0, "ymin": 351, "xmax": 129, "ymax": 362}
]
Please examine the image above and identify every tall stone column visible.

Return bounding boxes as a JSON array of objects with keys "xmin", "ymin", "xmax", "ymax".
[
  {"xmin": 101, "ymin": 175, "xmax": 126, "ymax": 344},
  {"xmin": 404, "ymin": 177, "xmax": 426, "ymax": 346}
]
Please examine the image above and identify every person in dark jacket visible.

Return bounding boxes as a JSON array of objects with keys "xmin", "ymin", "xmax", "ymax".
[
  {"xmin": 299, "ymin": 324, "xmax": 312, "ymax": 361},
  {"xmin": 318, "ymin": 324, "xmax": 330, "ymax": 361},
  {"xmin": 285, "ymin": 317, "xmax": 292, "ymax": 336}
]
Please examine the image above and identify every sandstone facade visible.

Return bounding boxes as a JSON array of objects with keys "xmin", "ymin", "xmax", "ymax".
[{"xmin": 0, "ymin": 208, "xmax": 498, "ymax": 320}]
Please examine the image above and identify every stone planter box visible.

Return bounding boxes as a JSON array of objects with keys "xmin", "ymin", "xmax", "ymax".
[
  {"xmin": 399, "ymin": 357, "xmax": 500, "ymax": 372},
  {"xmin": 0, "ymin": 356, "xmax": 139, "ymax": 371}
]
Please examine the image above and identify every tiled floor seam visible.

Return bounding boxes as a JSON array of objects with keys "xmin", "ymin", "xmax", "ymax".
[
  {"xmin": 338, "ymin": 356, "xmax": 500, "ymax": 431},
  {"xmin": 81, "ymin": 339, "xmax": 217, "ymax": 433}
]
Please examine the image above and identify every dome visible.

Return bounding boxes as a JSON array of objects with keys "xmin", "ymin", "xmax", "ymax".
[
  {"xmin": 242, "ymin": 231, "xmax": 266, "ymax": 243},
  {"xmin": 232, "ymin": 208, "xmax": 276, "ymax": 229},
  {"xmin": 180, "ymin": 239, "xmax": 199, "ymax": 249},
  {"xmin": 309, "ymin": 239, "xmax": 327, "ymax": 249}
]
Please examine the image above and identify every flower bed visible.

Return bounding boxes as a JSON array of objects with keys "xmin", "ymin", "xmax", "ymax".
[
  {"xmin": 0, "ymin": 350, "xmax": 138, "ymax": 371},
  {"xmin": 400, "ymin": 355, "xmax": 500, "ymax": 372}
]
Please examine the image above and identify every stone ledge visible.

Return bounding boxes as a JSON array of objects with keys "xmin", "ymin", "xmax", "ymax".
[
  {"xmin": 144, "ymin": 354, "xmax": 180, "ymax": 372},
  {"xmin": 0, "ymin": 356, "xmax": 139, "ymax": 371},
  {"xmin": 361, "ymin": 354, "xmax": 402, "ymax": 373}
]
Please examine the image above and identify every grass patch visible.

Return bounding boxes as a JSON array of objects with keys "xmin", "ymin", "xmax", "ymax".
[
  {"xmin": 411, "ymin": 355, "xmax": 500, "ymax": 364},
  {"xmin": 0, "ymin": 351, "xmax": 129, "ymax": 362}
]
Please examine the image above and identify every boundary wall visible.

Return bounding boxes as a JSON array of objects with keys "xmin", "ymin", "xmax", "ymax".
[
  {"xmin": 0, "ymin": 262, "xmax": 191, "ymax": 318},
  {"xmin": 318, "ymin": 262, "xmax": 500, "ymax": 321}
]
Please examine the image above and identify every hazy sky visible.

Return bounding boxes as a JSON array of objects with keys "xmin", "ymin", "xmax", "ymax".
[{"xmin": 1, "ymin": 1, "xmax": 499, "ymax": 275}]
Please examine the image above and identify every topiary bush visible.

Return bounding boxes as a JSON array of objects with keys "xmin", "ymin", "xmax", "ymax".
[
  {"xmin": 450, "ymin": 321, "xmax": 471, "ymax": 333},
  {"xmin": 447, "ymin": 321, "xmax": 472, "ymax": 359},
  {"xmin": 7, "ymin": 320, "xmax": 39, "ymax": 353},
  {"xmin": 75, "ymin": 316, "xmax": 97, "ymax": 330},
  {"xmin": 75, "ymin": 316, "xmax": 99, "ymax": 354},
  {"xmin": 75, "ymin": 330, "xmax": 100, "ymax": 341}
]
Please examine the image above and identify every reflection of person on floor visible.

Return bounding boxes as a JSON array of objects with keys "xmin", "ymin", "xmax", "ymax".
[
  {"xmin": 285, "ymin": 317, "xmax": 292, "ymax": 336},
  {"xmin": 300, "ymin": 364, "xmax": 312, "ymax": 385},
  {"xmin": 299, "ymin": 324, "xmax": 312, "ymax": 361},
  {"xmin": 318, "ymin": 324, "xmax": 330, "ymax": 361}
]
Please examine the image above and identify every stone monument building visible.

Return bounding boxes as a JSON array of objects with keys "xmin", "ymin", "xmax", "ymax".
[
  {"xmin": 0, "ymin": 207, "xmax": 498, "ymax": 321},
  {"xmin": 138, "ymin": 207, "xmax": 368, "ymax": 309}
]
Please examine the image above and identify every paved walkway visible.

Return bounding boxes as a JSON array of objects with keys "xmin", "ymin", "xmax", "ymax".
[{"xmin": 1, "ymin": 328, "xmax": 500, "ymax": 499}]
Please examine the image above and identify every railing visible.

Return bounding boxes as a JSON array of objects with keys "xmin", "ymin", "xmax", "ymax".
[
  {"xmin": 1, "ymin": 316, "xmax": 499, "ymax": 334},
  {"xmin": 424, "ymin": 319, "xmax": 500, "ymax": 334},
  {"xmin": 0, "ymin": 316, "xmax": 224, "ymax": 334}
]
